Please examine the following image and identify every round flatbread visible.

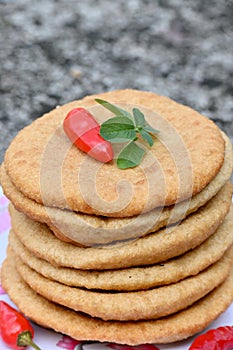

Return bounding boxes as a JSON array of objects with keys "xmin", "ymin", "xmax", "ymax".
[
  {"xmin": 4, "ymin": 89, "xmax": 225, "ymax": 217},
  {"xmin": 9, "ymin": 182, "xmax": 232, "ymax": 270},
  {"xmin": 1, "ymin": 133, "xmax": 232, "ymax": 246},
  {"xmin": 8, "ymin": 206, "xmax": 233, "ymax": 290},
  {"xmin": 2, "ymin": 256, "xmax": 233, "ymax": 345},
  {"xmin": 13, "ymin": 246, "xmax": 233, "ymax": 321}
]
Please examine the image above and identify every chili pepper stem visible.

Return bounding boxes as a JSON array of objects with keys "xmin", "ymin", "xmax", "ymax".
[{"xmin": 17, "ymin": 330, "xmax": 42, "ymax": 350}]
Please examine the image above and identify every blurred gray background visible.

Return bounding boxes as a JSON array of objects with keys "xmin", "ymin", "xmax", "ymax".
[{"xmin": 0, "ymin": 0, "xmax": 232, "ymax": 163}]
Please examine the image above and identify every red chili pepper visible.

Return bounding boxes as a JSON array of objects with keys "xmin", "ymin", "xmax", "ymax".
[
  {"xmin": 0, "ymin": 301, "xmax": 41, "ymax": 350},
  {"xmin": 189, "ymin": 325, "xmax": 233, "ymax": 350},
  {"xmin": 63, "ymin": 108, "xmax": 114, "ymax": 163}
]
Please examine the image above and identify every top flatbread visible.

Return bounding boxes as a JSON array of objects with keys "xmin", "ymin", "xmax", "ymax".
[
  {"xmin": 4, "ymin": 89, "xmax": 225, "ymax": 217},
  {"xmin": 1, "ymin": 132, "xmax": 232, "ymax": 246}
]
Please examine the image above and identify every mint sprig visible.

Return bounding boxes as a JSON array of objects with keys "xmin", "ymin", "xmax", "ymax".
[
  {"xmin": 100, "ymin": 116, "xmax": 136, "ymax": 143},
  {"xmin": 95, "ymin": 98, "xmax": 132, "ymax": 120},
  {"xmin": 117, "ymin": 141, "xmax": 146, "ymax": 169},
  {"xmin": 95, "ymin": 99, "xmax": 159, "ymax": 169}
]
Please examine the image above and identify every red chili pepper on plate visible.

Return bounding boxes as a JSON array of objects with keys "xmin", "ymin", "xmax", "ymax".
[
  {"xmin": 0, "ymin": 301, "xmax": 41, "ymax": 350},
  {"xmin": 189, "ymin": 325, "xmax": 233, "ymax": 350},
  {"xmin": 63, "ymin": 108, "xmax": 114, "ymax": 163}
]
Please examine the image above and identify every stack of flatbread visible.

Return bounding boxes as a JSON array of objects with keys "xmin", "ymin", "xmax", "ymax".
[{"xmin": 1, "ymin": 89, "xmax": 233, "ymax": 345}]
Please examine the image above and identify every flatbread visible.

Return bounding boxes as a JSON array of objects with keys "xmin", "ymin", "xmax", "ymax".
[
  {"xmin": 2, "ymin": 256, "xmax": 233, "ymax": 345},
  {"xmin": 3, "ymin": 89, "xmax": 225, "ymax": 217},
  {"xmin": 13, "ymin": 246, "xmax": 233, "ymax": 321},
  {"xmin": 1, "ymin": 133, "xmax": 232, "ymax": 246},
  {"xmin": 9, "ymin": 182, "xmax": 232, "ymax": 269},
  {"xmin": 8, "ymin": 206, "xmax": 233, "ymax": 290}
]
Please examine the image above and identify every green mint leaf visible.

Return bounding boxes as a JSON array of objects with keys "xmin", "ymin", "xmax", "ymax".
[
  {"xmin": 143, "ymin": 123, "xmax": 160, "ymax": 135},
  {"xmin": 95, "ymin": 98, "xmax": 132, "ymax": 120},
  {"xmin": 117, "ymin": 141, "xmax": 146, "ymax": 169},
  {"xmin": 100, "ymin": 116, "xmax": 136, "ymax": 142},
  {"xmin": 139, "ymin": 129, "xmax": 154, "ymax": 147},
  {"xmin": 132, "ymin": 108, "xmax": 146, "ymax": 128},
  {"xmin": 95, "ymin": 98, "xmax": 160, "ymax": 169}
]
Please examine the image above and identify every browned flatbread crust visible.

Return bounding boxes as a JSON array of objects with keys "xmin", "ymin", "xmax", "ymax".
[
  {"xmin": 3, "ymin": 89, "xmax": 225, "ymax": 217},
  {"xmin": 8, "ymin": 182, "xmax": 232, "ymax": 270},
  {"xmin": 1, "ymin": 131, "xmax": 232, "ymax": 246},
  {"xmin": 8, "ymin": 206, "xmax": 233, "ymax": 290},
  {"xmin": 13, "ymin": 246, "xmax": 233, "ymax": 321},
  {"xmin": 2, "ymin": 256, "xmax": 233, "ymax": 345}
]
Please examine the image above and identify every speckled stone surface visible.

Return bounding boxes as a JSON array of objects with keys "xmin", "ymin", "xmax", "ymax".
[{"xmin": 0, "ymin": 0, "xmax": 232, "ymax": 163}]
